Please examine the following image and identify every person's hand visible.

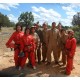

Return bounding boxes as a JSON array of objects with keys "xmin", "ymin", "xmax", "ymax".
[
  {"xmin": 20, "ymin": 50, "xmax": 23, "ymax": 53},
  {"xmin": 18, "ymin": 52, "xmax": 24, "ymax": 57},
  {"xmin": 6, "ymin": 44, "xmax": 10, "ymax": 48},
  {"xmin": 36, "ymin": 46, "xmax": 39, "ymax": 50},
  {"xmin": 65, "ymin": 50, "xmax": 69, "ymax": 55}
]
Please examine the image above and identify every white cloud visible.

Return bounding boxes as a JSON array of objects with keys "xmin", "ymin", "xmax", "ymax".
[
  {"xmin": 62, "ymin": 6, "xmax": 73, "ymax": 12},
  {"xmin": 32, "ymin": 12, "xmax": 41, "ymax": 19},
  {"xmin": 32, "ymin": 6, "xmax": 61, "ymax": 25},
  {"xmin": 7, "ymin": 14, "xmax": 18, "ymax": 23},
  {"xmin": 32, "ymin": 5, "xmax": 77, "ymax": 26},
  {"xmin": 60, "ymin": 18, "xmax": 72, "ymax": 26},
  {"xmin": 62, "ymin": 4, "xmax": 76, "ymax": 17},
  {"xmin": 0, "ymin": 3, "xmax": 19, "ymax": 11},
  {"xmin": 32, "ymin": 4, "xmax": 80, "ymax": 26},
  {"xmin": 32, "ymin": 6, "xmax": 61, "ymax": 18},
  {"xmin": 32, "ymin": 6, "xmax": 39, "ymax": 12},
  {"xmin": 66, "ymin": 11, "xmax": 76, "ymax": 16},
  {"xmin": 69, "ymin": 3, "xmax": 80, "ymax": 8},
  {"xmin": 61, "ymin": 3, "xmax": 80, "ymax": 26}
]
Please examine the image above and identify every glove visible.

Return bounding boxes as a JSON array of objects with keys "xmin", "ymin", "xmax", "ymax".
[{"xmin": 18, "ymin": 52, "xmax": 25, "ymax": 57}]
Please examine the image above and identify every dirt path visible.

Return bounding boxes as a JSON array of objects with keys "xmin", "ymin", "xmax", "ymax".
[{"xmin": 0, "ymin": 27, "xmax": 80, "ymax": 77}]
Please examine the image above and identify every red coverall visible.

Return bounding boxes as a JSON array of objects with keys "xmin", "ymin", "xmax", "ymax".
[
  {"xmin": 6, "ymin": 31, "xmax": 24, "ymax": 67},
  {"xmin": 65, "ymin": 37, "xmax": 76, "ymax": 75},
  {"xmin": 20, "ymin": 34, "xmax": 36, "ymax": 68}
]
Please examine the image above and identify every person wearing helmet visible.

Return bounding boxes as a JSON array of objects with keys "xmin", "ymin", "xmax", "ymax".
[
  {"xmin": 27, "ymin": 26, "xmax": 40, "ymax": 67},
  {"xmin": 65, "ymin": 29, "xmax": 77, "ymax": 75},
  {"xmin": 42, "ymin": 22, "xmax": 48, "ymax": 62}
]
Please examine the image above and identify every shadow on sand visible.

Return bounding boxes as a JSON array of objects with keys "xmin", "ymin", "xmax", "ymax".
[{"xmin": 0, "ymin": 61, "xmax": 68, "ymax": 77}]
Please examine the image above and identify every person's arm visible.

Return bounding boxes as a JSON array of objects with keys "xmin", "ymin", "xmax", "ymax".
[
  {"xmin": 36, "ymin": 33, "xmax": 40, "ymax": 49},
  {"xmin": 46, "ymin": 30, "xmax": 50, "ymax": 47},
  {"xmin": 57, "ymin": 29, "xmax": 60, "ymax": 46},
  {"xmin": 40, "ymin": 30, "xmax": 43, "ymax": 43},
  {"xmin": 31, "ymin": 37, "xmax": 36, "ymax": 52},
  {"xmin": 6, "ymin": 33, "xmax": 15, "ymax": 48},
  {"xmin": 64, "ymin": 34, "xmax": 68, "ymax": 43},
  {"xmin": 69, "ymin": 38, "xmax": 77, "ymax": 57}
]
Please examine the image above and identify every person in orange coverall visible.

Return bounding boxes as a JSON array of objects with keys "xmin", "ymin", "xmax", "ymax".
[
  {"xmin": 6, "ymin": 23, "xmax": 24, "ymax": 70},
  {"xmin": 65, "ymin": 30, "xmax": 77, "ymax": 75},
  {"xmin": 20, "ymin": 27, "xmax": 36, "ymax": 70}
]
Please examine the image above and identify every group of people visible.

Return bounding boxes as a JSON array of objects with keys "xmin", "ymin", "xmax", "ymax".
[{"xmin": 6, "ymin": 22, "xmax": 76, "ymax": 75}]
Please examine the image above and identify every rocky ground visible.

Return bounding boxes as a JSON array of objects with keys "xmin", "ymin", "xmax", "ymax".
[{"xmin": 0, "ymin": 27, "xmax": 80, "ymax": 77}]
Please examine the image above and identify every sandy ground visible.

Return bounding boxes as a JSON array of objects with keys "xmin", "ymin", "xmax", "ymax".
[{"xmin": 0, "ymin": 27, "xmax": 80, "ymax": 77}]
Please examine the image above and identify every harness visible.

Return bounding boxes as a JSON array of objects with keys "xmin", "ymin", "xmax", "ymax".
[
  {"xmin": 66, "ymin": 48, "xmax": 71, "ymax": 51},
  {"xmin": 14, "ymin": 44, "xmax": 20, "ymax": 51},
  {"xmin": 66, "ymin": 48, "xmax": 71, "ymax": 56},
  {"xmin": 24, "ymin": 44, "xmax": 33, "ymax": 53}
]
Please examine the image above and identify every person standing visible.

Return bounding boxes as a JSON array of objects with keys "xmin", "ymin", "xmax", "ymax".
[
  {"xmin": 57, "ymin": 23, "xmax": 62, "ymax": 61},
  {"xmin": 30, "ymin": 26, "xmax": 40, "ymax": 60},
  {"xmin": 6, "ymin": 23, "xmax": 24, "ymax": 70},
  {"xmin": 27, "ymin": 26, "xmax": 40, "ymax": 67},
  {"xmin": 42, "ymin": 22, "xmax": 48, "ymax": 62},
  {"xmin": 34, "ymin": 23, "xmax": 43, "ymax": 64},
  {"xmin": 60, "ymin": 29, "xmax": 68, "ymax": 65},
  {"xmin": 20, "ymin": 27, "xmax": 36, "ymax": 70},
  {"xmin": 65, "ymin": 30, "xmax": 76, "ymax": 75},
  {"xmin": 46, "ymin": 22, "xmax": 59, "ymax": 65}
]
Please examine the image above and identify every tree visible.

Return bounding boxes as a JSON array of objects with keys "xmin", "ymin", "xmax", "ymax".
[
  {"xmin": 9, "ymin": 22, "xmax": 15, "ymax": 27},
  {"xmin": 72, "ymin": 12, "xmax": 80, "ymax": 26},
  {"xmin": 72, "ymin": 12, "xmax": 80, "ymax": 44},
  {"xmin": 71, "ymin": 26, "xmax": 80, "ymax": 44},
  {"xmin": 0, "ymin": 13, "xmax": 10, "ymax": 27},
  {"xmin": 62, "ymin": 26, "xmax": 70, "ymax": 30},
  {"xmin": 18, "ymin": 12, "xmax": 34, "ymax": 27},
  {"xmin": 3, "ymin": 15, "xmax": 10, "ymax": 27}
]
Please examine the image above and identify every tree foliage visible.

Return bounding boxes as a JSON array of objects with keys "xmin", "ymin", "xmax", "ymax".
[
  {"xmin": 18, "ymin": 12, "xmax": 34, "ymax": 27},
  {"xmin": 71, "ymin": 26, "xmax": 80, "ymax": 44},
  {"xmin": 0, "ymin": 12, "xmax": 15, "ymax": 27},
  {"xmin": 72, "ymin": 12, "xmax": 80, "ymax": 44},
  {"xmin": 0, "ymin": 13, "xmax": 10, "ymax": 27},
  {"xmin": 72, "ymin": 12, "xmax": 80, "ymax": 27},
  {"xmin": 9, "ymin": 22, "xmax": 15, "ymax": 27}
]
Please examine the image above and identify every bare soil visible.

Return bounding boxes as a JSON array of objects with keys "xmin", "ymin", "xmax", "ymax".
[{"xmin": 0, "ymin": 27, "xmax": 80, "ymax": 77}]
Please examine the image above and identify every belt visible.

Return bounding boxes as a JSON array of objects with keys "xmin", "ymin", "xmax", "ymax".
[
  {"xmin": 66, "ymin": 48, "xmax": 71, "ymax": 51},
  {"xmin": 24, "ymin": 49, "xmax": 33, "ymax": 53},
  {"xmin": 24, "ymin": 44, "xmax": 32, "ymax": 53},
  {"xmin": 14, "ymin": 44, "xmax": 20, "ymax": 50},
  {"xmin": 25, "ymin": 44, "xmax": 32, "ymax": 48},
  {"xmin": 15, "ymin": 44, "xmax": 20, "ymax": 46}
]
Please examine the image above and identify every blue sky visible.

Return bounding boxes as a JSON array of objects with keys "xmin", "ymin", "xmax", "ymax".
[{"xmin": 0, "ymin": 3, "xmax": 80, "ymax": 26}]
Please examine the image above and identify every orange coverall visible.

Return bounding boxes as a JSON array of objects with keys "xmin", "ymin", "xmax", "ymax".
[
  {"xmin": 6, "ymin": 31, "xmax": 24, "ymax": 67},
  {"xmin": 65, "ymin": 37, "xmax": 76, "ymax": 75},
  {"xmin": 20, "ymin": 34, "xmax": 36, "ymax": 67}
]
